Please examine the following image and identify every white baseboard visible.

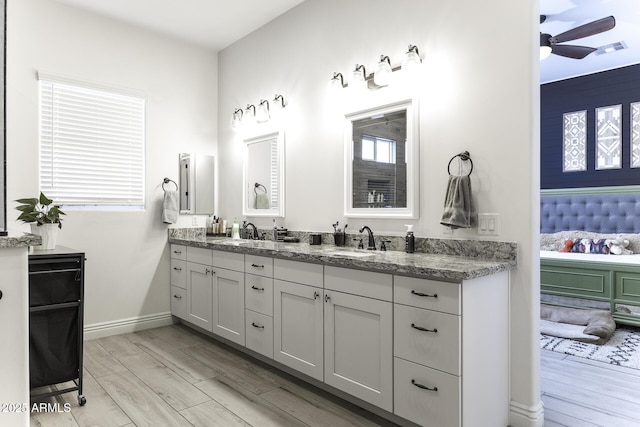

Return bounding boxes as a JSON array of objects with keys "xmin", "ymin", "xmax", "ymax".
[
  {"xmin": 509, "ymin": 400, "xmax": 545, "ymax": 427},
  {"xmin": 84, "ymin": 312, "xmax": 175, "ymax": 340}
]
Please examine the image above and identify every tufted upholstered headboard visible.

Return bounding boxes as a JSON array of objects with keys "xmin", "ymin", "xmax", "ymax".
[{"xmin": 540, "ymin": 192, "xmax": 640, "ymax": 234}]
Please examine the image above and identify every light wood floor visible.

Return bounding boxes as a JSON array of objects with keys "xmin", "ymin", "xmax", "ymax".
[{"xmin": 29, "ymin": 324, "xmax": 640, "ymax": 427}]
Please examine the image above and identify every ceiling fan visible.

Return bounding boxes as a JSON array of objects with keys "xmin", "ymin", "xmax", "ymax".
[{"xmin": 540, "ymin": 15, "xmax": 616, "ymax": 60}]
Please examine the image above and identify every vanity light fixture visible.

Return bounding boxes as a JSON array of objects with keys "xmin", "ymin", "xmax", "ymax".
[
  {"xmin": 244, "ymin": 104, "xmax": 257, "ymax": 126},
  {"xmin": 273, "ymin": 94, "xmax": 286, "ymax": 109},
  {"xmin": 373, "ymin": 55, "xmax": 392, "ymax": 86},
  {"xmin": 256, "ymin": 99, "xmax": 270, "ymax": 123},
  {"xmin": 351, "ymin": 64, "xmax": 367, "ymax": 90},
  {"xmin": 329, "ymin": 72, "xmax": 346, "ymax": 90},
  {"xmin": 231, "ymin": 108, "xmax": 244, "ymax": 130},
  {"xmin": 402, "ymin": 44, "xmax": 422, "ymax": 71}
]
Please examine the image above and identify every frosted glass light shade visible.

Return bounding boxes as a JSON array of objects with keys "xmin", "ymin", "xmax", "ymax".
[{"xmin": 374, "ymin": 58, "xmax": 392, "ymax": 86}]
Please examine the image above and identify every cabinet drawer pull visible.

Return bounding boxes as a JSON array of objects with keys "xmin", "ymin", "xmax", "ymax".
[
  {"xmin": 314, "ymin": 291, "xmax": 320, "ymax": 300},
  {"xmin": 411, "ymin": 323, "xmax": 438, "ymax": 333},
  {"xmin": 251, "ymin": 322, "xmax": 264, "ymax": 329},
  {"xmin": 251, "ymin": 263, "xmax": 265, "ymax": 269},
  {"xmin": 173, "ymin": 294, "xmax": 182, "ymax": 300},
  {"xmin": 251, "ymin": 285, "xmax": 265, "ymax": 291},
  {"xmin": 411, "ymin": 379, "xmax": 438, "ymax": 392},
  {"xmin": 411, "ymin": 290, "xmax": 438, "ymax": 298},
  {"xmin": 173, "ymin": 267, "xmax": 182, "ymax": 271},
  {"xmin": 173, "ymin": 250, "xmax": 182, "ymax": 255}
]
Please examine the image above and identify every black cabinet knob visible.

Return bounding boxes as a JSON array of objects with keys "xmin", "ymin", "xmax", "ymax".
[{"xmin": 0, "ymin": 290, "xmax": 3, "ymax": 300}]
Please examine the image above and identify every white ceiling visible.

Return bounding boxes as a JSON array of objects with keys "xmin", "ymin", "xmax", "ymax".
[
  {"xmin": 52, "ymin": 0, "xmax": 640, "ymax": 84},
  {"xmin": 51, "ymin": 0, "xmax": 305, "ymax": 51},
  {"xmin": 540, "ymin": 0, "xmax": 640, "ymax": 83}
]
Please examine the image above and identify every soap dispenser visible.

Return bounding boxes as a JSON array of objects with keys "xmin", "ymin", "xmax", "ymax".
[
  {"xmin": 231, "ymin": 218, "xmax": 240, "ymax": 239},
  {"xmin": 405, "ymin": 225, "xmax": 415, "ymax": 253}
]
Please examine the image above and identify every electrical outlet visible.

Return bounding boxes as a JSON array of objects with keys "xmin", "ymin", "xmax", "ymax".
[
  {"xmin": 192, "ymin": 216, "xmax": 198, "ymax": 226},
  {"xmin": 442, "ymin": 225, "xmax": 453, "ymax": 234},
  {"xmin": 478, "ymin": 213, "xmax": 499, "ymax": 236}
]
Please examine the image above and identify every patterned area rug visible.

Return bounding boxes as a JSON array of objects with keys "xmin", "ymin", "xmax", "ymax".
[{"xmin": 540, "ymin": 326, "xmax": 640, "ymax": 370}]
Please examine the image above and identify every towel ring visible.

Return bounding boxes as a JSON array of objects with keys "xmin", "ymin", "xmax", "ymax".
[
  {"xmin": 254, "ymin": 183, "xmax": 267, "ymax": 195},
  {"xmin": 162, "ymin": 177, "xmax": 178, "ymax": 191},
  {"xmin": 447, "ymin": 151, "xmax": 473, "ymax": 176}
]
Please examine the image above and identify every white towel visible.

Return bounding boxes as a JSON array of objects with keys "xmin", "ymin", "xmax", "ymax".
[
  {"xmin": 162, "ymin": 190, "xmax": 179, "ymax": 224},
  {"xmin": 440, "ymin": 175, "xmax": 477, "ymax": 229}
]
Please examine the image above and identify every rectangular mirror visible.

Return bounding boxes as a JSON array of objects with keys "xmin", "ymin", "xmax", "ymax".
[
  {"xmin": 178, "ymin": 153, "xmax": 215, "ymax": 214},
  {"xmin": 0, "ymin": 0, "xmax": 5, "ymax": 236},
  {"xmin": 243, "ymin": 131, "xmax": 285, "ymax": 217},
  {"xmin": 344, "ymin": 98, "xmax": 419, "ymax": 218}
]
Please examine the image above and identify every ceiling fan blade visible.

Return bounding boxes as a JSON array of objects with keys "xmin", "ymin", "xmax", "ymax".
[
  {"xmin": 554, "ymin": 16, "xmax": 615, "ymax": 43},
  {"xmin": 551, "ymin": 44, "xmax": 597, "ymax": 59},
  {"xmin": 540, "ymin": 15, "xmax": 547, "ymax": 24}
]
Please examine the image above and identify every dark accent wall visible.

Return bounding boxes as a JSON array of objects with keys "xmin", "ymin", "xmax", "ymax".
[{"xmin": 541, "ymin": 63, "xmax": 640, "ymax": 189}]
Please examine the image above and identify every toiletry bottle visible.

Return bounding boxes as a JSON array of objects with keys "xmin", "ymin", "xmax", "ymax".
[
  {"xmin": 231, "ymin": 218, "xmax": 240, "ymax": 239},
  {"xmin": 405, "ymin": 225, "xmax": 415, "ymax": 253},
  {"xmin": 272, "ymin": 218, "xmax": 278, "ymax": 241}
]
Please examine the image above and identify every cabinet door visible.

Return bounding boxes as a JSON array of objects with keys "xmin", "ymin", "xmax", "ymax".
[
  {"xmin": 273, "ymin": 279, "xmax": 324, "ymax": 381},
  {"xmin": 212, "ymin": 268, "xmax": 245, "ymax": 345},
  {"xmin": 324, "ymin": 290, "xmax": 393, "ymax": 412},
  {"xmin": 186, "ymin": 262, "xmax": 213, "ymax": 331}
]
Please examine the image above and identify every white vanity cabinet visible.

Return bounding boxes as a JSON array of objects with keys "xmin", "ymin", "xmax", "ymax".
[
  {"xmin": 183, "ymin": 247, "xmax": 246, "ymax": 346},
  {"xmin": 323, "ymin": 266, "xmax": 393, "ymax": 412},
  {"xmin": 211, "ymin": 250, "xmax": 245, "ymax": 346},
  {"xmin": 245, "ymin": 254, "xmax": 274, "ymax": 358},
  {"xmin": 393, "ymin": 272, "xmax": 509, "ymax": 427},
  {"xmin": 273, "ymin": 259, "xmax": 324, "ymax": 381},
  {"xmin": 170, "ymin": 244, "xmax": 187, "ymax": 320}
]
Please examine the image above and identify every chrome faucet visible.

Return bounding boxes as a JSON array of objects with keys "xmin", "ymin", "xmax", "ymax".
[
  {"xmin": 242, "ymin": 221, "xmax": 259, "ymax": 239},
  {"xmin": 358, "ymin": 226, "xmax": 376, "ymax": 250}
]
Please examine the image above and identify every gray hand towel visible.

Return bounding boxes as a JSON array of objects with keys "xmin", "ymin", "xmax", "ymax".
[
  {"xmin": 162, "ymin": 190, "xmax": 179, "ymax": 224},
  {"xmin": 440, "ymin": 175, "xmax": 477, "ymax": 229}
]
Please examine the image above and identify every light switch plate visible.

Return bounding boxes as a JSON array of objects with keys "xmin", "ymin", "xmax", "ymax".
[{"xmin": 478, "ymin": 213, "xmax": 499, "ymax": 236}]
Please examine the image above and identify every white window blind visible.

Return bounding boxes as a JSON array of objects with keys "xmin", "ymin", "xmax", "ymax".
[{"xmin": 39, "ymin": 77, "xmax": 145, "ymax": 208}]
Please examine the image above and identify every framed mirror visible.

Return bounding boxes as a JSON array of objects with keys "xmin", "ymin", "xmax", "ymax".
[
  {"xmin": 178, "ymin": 153, "xmax": 215, "ymax": 214},
  {"xmin": 0, "ymin": 0, "xmax": 6, "ymax": 236},
  {"xmin": 243, "ymin": 130, "xmax": 285, "ymax": 217},
  {"xmin": 344, "ymin": 98, "xmax": 419, "ymax": 218}
]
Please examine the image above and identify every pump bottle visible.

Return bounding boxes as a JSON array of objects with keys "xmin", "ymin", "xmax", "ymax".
[{"xmin": 405, "ymin": 224, "xmax": 415, "ymax": 253}]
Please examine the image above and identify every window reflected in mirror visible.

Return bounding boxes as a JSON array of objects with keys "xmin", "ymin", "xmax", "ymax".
[
  {"xmin": 344, "ymin": 98, "xmax": 418, "ymax": 219},
  {"xmin": 352, "ymin": 110, "xmax": 406, "ymax": 209}
]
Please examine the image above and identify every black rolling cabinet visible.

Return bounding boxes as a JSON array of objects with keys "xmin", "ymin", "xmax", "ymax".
[{"xmin": 29, "ymin": 246, "xmax": 86, "ymax": 406}]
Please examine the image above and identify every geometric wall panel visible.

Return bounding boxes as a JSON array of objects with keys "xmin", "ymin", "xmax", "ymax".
[
  {"xmin": 596, "ymin": 104, "xmax": 622, "ymax": 170},
  {"xmin": 632, "ymin": 102, "xmax": 640, "ymax": 168},
  {"xmin": 563, "ymin": 110, "xmax": 587, "ymax": 172}
]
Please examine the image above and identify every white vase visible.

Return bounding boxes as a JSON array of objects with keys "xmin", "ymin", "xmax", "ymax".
[{"xmin": 30, "ymin": 223, "xmax": 60, "ymax": 250}]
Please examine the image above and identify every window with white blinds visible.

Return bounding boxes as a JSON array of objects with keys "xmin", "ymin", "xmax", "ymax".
[{"xmin": 39, "ymin": 77, "xmax": 145, "ymax": 208}]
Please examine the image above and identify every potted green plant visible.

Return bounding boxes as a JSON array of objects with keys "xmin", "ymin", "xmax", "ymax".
[{"xmin": 15, "ymin": 192, "xmax": 65, "ymax": 250}]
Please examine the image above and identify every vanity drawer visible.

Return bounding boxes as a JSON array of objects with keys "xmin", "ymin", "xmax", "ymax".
[
  {"xmin": 186, "ymin": 246, "xmax": 212, "ymax": 266},
  {"xmin": 394, "ymin": 357, "xmax": 460, "ymax": 427},
  {"xmin": 171, "ymin": 259, "xmax": 186, "ymax": 289},
  {"xmin": 245, "ymin": 255, "xmax": 274, "ymax": 278},
  {"xmin": 325, "ymin": 266, "xmax": 392, "ymax": 301},
  {"xmin": 245, "ymin": 274, "xmax": 273, "ymax": 316},
  {"xmin": 245, "ymin": 310, "xmax": 273, "ymax": 359},
  {"xmin": 394, "ymin": 304, "xmax": 460, "ymax": 375},
  {"xmin": 394, "ymin": 276, "xmax": 460, "ymax": 315},
  {"xmin": 212, "ymin": 250, "xmax": 244, "ymax": 271},
  {"xmin": 171, "ymin": 244, "xmax": 186, "ymax": 261},
  {"xmin": 170, "ymin": 286, "xmax": 187, "ymax": 320},
  {"xmin": 274, "ymin": 259, "xmax": 323, "ymax": 287}
]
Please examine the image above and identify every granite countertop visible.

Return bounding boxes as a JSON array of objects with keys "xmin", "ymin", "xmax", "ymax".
[
  {"xmin": 0, "ymin": 231, "xmax": 42, "ymax": 249},
  {"xmin": 169, "ymin": 236, "xmax": 517, "ymax": 281}
]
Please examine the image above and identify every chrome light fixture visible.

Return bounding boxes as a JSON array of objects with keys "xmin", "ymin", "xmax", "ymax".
[
  {"xmin": 402, "ymin": 44, "xmax": 422, "ymax": 72},
  {"xmin": 329, "ymin": 72, "xmax": 346, "ymax": 90},
  {"xmin": 351, "ymin": 64, "xmax": 367, "ymax": 89},
  {"xmin": 244, "ymin": 104, "xmax": 256, "ymax": 125},
  {"xmin": 231, "ymin": 108, "xmax": 244, "ymax": 130},
  {"xmin": 273, "ymin": 94, "xmax": 286, "ymax": 109},
  {"xmin": 256, "ymin": 99, "xmax": 270, "ymax": 123},
  {"xmin": 373, "ymin": 55, "xmax": 392, "ymax": 86}
]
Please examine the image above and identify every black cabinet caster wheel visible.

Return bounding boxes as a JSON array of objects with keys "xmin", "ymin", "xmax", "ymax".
[{"xmin": 78, "ymin": 395, "xmax": 86, "ymax": 406}]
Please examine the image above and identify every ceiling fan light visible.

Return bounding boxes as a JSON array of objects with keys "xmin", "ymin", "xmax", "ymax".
[{"xmin": 540, "ymin": 45, "xmax": 552, "ymax": 60}]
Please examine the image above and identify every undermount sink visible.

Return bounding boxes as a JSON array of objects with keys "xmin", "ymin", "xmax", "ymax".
[{"xmin": 323, "ymin": 249, "xmax": 376, "ymax": 258}]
